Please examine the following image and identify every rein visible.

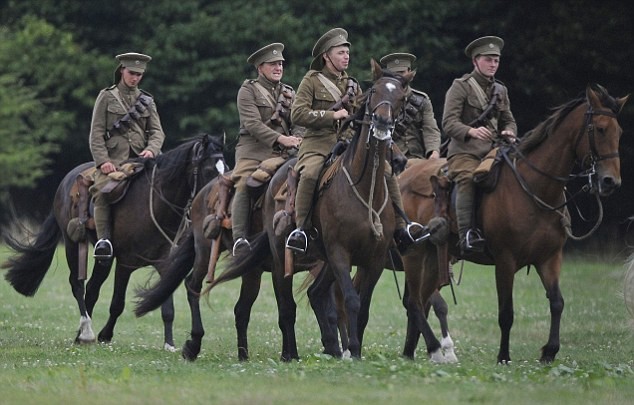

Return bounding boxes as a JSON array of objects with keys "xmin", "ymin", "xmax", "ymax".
[
  {"xmin": 149, "ymin": 140, "xmax": 222, "ymax": 250},
  {"xmin": 344, "ymin": 76, "xmax": 406, "ymax": 238}
]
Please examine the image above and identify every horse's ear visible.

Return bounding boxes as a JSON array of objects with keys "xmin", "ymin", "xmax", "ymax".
[
  {"xmin": 616, "ymin": 94, "xmax": 630, "ymax": 114},
  {"xmin": 371, "ymin": 59, "xmax": 382, "ymax": 81},
  {"xmin": 586, "ymin": 84, "xmax": 602, "ymax": 109},
  {"xmin": 404, "ymin": 70, "xmax": 416, "ymax": 86}
]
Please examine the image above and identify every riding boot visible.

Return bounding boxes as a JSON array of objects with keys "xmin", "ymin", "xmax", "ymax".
[
  {"xmin": 231, "ymin": 188, "xmax": 252, "ymax": 256},
  {"xmin": 387, "ymin": 175, "xmax": 430, "ymax": 254},
  {"xmin": 286, "ymin": 176, "xmax": 317, "ymax": 253},
  {"xmin": 455, "ymin": 180, "xmax": 484, "ymax": 254},
  {"xmin": 93, "ymin": 195, "xmax": 113, "ymax": 260}
]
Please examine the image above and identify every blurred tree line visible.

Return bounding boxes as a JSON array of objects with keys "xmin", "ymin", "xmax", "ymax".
[{"xmin": 1, "ymin": 0, "xmax": 632, "ymax": 254}]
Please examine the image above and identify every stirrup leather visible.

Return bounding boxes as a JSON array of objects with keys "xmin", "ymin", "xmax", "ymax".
[{"xmin": 286, "ymin": 228, "xmax": 308, "ymax": 253}]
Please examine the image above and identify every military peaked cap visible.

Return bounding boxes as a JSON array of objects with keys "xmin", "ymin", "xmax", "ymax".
[
  {"xmin": 380, "ymin": 53, "xmax": 416, "ymax": 73},
  {"xmin": 247, "ymin": 43, "xmax": 285, "ymax": 67},
  {"xmin": 310, "ymin": 28, "xmax": 350, "ymax": 70},
  {"xmin": 464, "ymin": 36, "xmax": 504, "ymax": 58},
  {"xmin": 116, "ymin": 52, "xmax": 152, "ymax": 73}
]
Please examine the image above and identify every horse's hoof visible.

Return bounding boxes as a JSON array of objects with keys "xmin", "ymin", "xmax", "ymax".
[
  {"xmin": 164, "ymin": 343, "xmax": 177, "ymax": 352},
  {"xmin": 182, "ymin": 340, "xmax": 200, "ymax": 361},
  {"xmin": 443, "ymin": 351, "xmax": 458, "ymax": 363},
  {"xmin": 342, "ymin": 350, "xmax": 352, "ymax": 360},
  {"xmin": 428, "ymin": 348, "xmax": 446, "ymax": 363}
]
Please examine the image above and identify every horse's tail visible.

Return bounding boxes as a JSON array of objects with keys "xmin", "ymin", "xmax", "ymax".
[
  {"xmin": 134, "ymin": 230, "xmax": 196, "ymax": 317},
  {"xmin": 204, "ymin": 231, "xmax": 269, "ymax": 293},
  {"xmin": 2, "ymin": 212, "xmax": 61, "ymax": 296}
]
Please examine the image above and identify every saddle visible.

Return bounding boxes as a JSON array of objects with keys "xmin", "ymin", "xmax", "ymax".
[
  {"xmin": 66, "ymin": 162, "xmax": 145, "ymax": 243},
  {"xmin": 472, "ymin": 147, "xmax": 504, "ymax": 192}
]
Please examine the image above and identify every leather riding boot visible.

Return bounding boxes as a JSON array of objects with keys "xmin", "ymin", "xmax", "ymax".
[
  {"xmin": 231, "ymin": 188, "xmax": 252, "ymax": 255},
  {"xmin": 387, "ymin": 175, "xmax": 430, "ymax": 254},
  {"xmin": 455, "ymin": 181, "xmax": 484, "ymax": 253},
  {"xmin": 286, "ymin": 176, "xmax": 317, "ymax": 253},
  {"xmin": 92, "ymin": 195, "xmax": 113, "ymax": 259}
]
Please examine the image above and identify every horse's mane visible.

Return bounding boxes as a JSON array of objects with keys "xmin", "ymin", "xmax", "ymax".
[
  {"xmin": 144, "ymin": 134, "xmax": 211, "ymax": 185},
  {"xmin": 518, "ymin": 84, "xmax": 618, "ymax": 155}
]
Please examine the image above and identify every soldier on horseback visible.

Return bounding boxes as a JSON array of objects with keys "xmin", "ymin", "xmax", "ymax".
[
  {"xmin": 89, "ymin": 52, "xmax": 166, "ymax": 260},
  {"xmin": 442, "ymin": 36, "xmax": 517, "ymax": 254}
]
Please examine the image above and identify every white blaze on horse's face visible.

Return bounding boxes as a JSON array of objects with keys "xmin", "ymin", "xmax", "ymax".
[
  {"xmin": 216, "ymin": 159, "xmax": 225, "ymax": 175},
  {"xmin": 385, "ymin": 82, "xmax": 396, "ymax": 93}
]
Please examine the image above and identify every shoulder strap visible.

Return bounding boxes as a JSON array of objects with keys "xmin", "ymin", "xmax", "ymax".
[
  {"xmin": 110, "ymin": 87, "xmax": 129, "ymax": 110},
  {"xmin": 252, "ymin": 82, "xmax": 277, "ymax": 109},
  {"xmin": 467, "ymin": 77, "xmax": 489, "ymax": 110},
  {"xmin": 317, "ymin": 73, "xmax": 344, "ymax": 100}
]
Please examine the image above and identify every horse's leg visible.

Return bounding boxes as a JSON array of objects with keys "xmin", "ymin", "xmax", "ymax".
[
  {"xmin": 84, "ymin": 258, "xmax": 114, "ymax": 316},
  {"xmin": 182, "ymin": 263, "xmax": 205, "ymax": 361},
  {"xmin": 307, "ymin": 263, "xmax": 342, "ymax": 358},
  {"xmin": 536, "ymin": 254, "xmax": 564, "ymax": 363},
  {"xmin": 333, "ymin": 281, "xmax": 350, "ymax": 356},
  {"xmin": 97, "ymin": 265, "xmax": 133, "ymax": 343},
  {"xmin": 429, "ymin": 290, "xmax": 457, "ymax": 362},
  {"xmin": 327, "ymin": 252, "xmax": 361, "ymax": 358},
  {"xmin": 353, "ymin": 264, "xmax": 384, "ymax": 357},
  {"xmin": 401, "ymin": 281, "xmax": 421, "ymax": 359},
  {"xmin": 160, "ymin": 294, "xmax": 175, "ymax": 351},
  {"xmin": 271, "ymin": 261, "xmax": 298, "ymax": 361},
  {"xmin": 235, "ymin": 267, "xmax": 263, "ymax": 361},
  {"xmin": 402, "ymin": 246, "xmax": 444, "ymax": 362},
  {"xmin": 63, "ymin": 240, "xmax": 96, "ymax": 343},
  {"xmin": 495, "ymin": 259, "xmax": 516, "ymax": 364}
]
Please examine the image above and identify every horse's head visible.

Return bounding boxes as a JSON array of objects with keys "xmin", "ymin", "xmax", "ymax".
[
  {"xmin": 191, "ymin": 133, "xmax": 228, "ymax": 186},
  {"xmin": 577, "ymin": 84, "xmax": 629, "ymax": 196},
  {"xmin": 365, "ymin": 59, "xmax": 415, "ymax": 141}
]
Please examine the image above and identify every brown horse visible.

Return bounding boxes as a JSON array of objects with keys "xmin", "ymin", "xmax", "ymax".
[
  {"xmin": 399, "ymin": 84, "xmax": 628, "ymax": 363},
  {"xmin": 3, "ymin": 134, "xmax": 226, "ymax": 349}
]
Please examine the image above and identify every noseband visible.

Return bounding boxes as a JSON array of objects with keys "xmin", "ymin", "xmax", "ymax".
[{"xmin": 364, "ymin": 77, "xmax": 407, "ymax": 141}]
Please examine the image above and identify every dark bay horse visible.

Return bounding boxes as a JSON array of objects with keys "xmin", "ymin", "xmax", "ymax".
[
  {"xmin": 2, "ymin": 134, "xmax": 226, "ymax": 349},
  {"xmin": 134, "ymin": 173, "xmax": 273, "ymax": 360},
  {"xmin": 399, "ymin": 84, "xmax": 628, "ymax": 363},
  {"xmin": 205, "ymin": 60, "xmax": 414, "ymax": 360}
]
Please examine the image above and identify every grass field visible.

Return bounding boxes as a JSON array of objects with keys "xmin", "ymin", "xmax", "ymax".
[{"xmin": 1, "ymin": 245, "xmax": 633, "ymax": 404}]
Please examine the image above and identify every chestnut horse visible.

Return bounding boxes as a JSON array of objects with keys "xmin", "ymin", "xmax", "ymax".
[
  {"xmin": 3, "ymin": 134, "xmax": 226, "ymax": 349},
  {"xmin": 399, "ymin": 84, "xmax": 628, "ymax": 363}
]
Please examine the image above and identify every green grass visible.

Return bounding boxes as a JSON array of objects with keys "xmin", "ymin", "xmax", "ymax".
[{"xmin": 1, "ymin": 245, "xmax": 633, "ymax": 404}]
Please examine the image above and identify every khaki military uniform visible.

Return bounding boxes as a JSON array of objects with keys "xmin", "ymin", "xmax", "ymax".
[
  {"xmin": 443, "ymin": 68, "xmax": 517, "ymax": 242},
  {"xmin": 231, "ymin": 75, "xmax": 295, "ymax": 239},
  {"xmin": 291, "ymin": 68, "xmax": 360, "ymax": 227},
  {"xmin": 394, "ymin": 88, "xmax": 441, "ymax": 162},
  {"xmin": 89, "ymin": 81, "xmax": 165, "ymax": 240}
]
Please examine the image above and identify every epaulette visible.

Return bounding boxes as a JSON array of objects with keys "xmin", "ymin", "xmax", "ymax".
[
  {"xmin": 104, "ymin": 84, "xmax": 117, "ymax": 91},
  {"xmin": 280, "ymin": 83, "xmax": 295, "ymax": 92},
  {"xmin": 140, "ymin": 89, "xmax": 154, "ymax": 98},
  {"xmin": 410, "ymin": 88, "xmax": 429, "ymax": 99},
  {"xmin": 494, "ymin": 78, "xmax": 506, "ymax": 87}
]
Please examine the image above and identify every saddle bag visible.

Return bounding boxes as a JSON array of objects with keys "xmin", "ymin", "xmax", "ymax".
[
  {"xmin": 101, "ymin": 162, "xmax": 145, "ymax": 204},
  {"xmin": 473, "ymin": 147, "xmax": 502, "ymax": 192},
  {"xmin": 246, "ymin": 156, "xmax": 287, "ymax": 197}
]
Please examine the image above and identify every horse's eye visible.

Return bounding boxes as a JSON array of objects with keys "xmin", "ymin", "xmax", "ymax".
[{"xmin": 597, "ymin": 127, "xmax": 606, "ymax": 135}]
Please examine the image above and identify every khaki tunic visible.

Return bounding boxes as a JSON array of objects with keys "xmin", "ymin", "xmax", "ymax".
[
  {"xmin": 394, "ymin": 88, "xmax": 441, "ymax": 159},
  {"xmin": 291, "ymin": 69, "xmax": 360, "ymax": 179},
  {"xmin": 89, "ymin": 82, "xmax": 165, "ymax": 169},
  {"xmin": 232, "ymin": 75, "xmax": 295, "ymax": 187},
  {"xmin": 443, "ymin": 69, "xmax": 517, "ymax": 160}
]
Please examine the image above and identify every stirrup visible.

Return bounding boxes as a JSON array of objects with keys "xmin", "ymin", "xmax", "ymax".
[
  {"xmin": 286, "ymin": 228, "xmax": 308, "ymax": 253},
  {"xmin": 464, "ymin": 228, "xmax": 485, "ymax": 252},
  {"xmin": 232, "ymin": 237, "xmax": 251, "ymax": 256},
  {"xmin": 93, "ymin": 238, "xmax": 113, "ymax": 260},
  {"xmin": 406, "ymin": 221, "xmax": 431, "ymax": 244}
]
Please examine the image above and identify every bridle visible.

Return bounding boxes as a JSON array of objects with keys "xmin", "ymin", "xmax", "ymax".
[
  {"xmin": 504, "ymin": 102, "xmax": 620, "ymax": 240},
  {"xmin": 150, "ymin": 137, "xmax": 225, "ymax": 250}
]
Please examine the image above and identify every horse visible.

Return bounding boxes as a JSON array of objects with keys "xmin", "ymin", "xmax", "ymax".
[
  {"xmin": 204, "ymin": 60, "xmax": 413, "ymax": 360},
  {"xmin": 398, "ymin": 84, "xmax": 628, "ymax": 363},
  {"xmin": 2, "ymin": 133, "xmax": 226, "ymax": 349}
]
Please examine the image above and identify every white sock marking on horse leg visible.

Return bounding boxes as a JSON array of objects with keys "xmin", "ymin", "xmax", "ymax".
[
  {"xmin": 78, "ymin": 315, "xmax": 96, "ymax": 343},
  {"xmin": 429, "ymin": 348, "xmax": 446, "ymax": 363},
  {"xmin": 441, "ymin": 334, "xmax": 458, "ymax": 363}
]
